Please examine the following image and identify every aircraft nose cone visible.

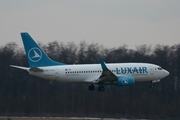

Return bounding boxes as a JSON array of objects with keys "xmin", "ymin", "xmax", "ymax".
[{"xmin": 164, "ymin": 70, "xmax": 169, "ymax": 77}]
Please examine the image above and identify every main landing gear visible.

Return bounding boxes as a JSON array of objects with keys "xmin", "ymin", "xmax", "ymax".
[
  {"xmin": 88, "ymin": 84, "xmax": 105, "ymax": 92},
  {"xmin": 88, "ymin": 84, "xmax": 95, "ymax": 91}
]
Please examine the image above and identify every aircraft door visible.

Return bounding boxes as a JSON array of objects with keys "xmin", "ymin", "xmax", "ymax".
[{"xmin": 149, "ymin": 66, "xmax": 154, "ymax": 75}]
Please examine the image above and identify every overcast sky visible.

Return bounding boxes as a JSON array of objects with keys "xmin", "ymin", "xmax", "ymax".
[{"xmin": 0, "ymin": 0, "xmax": 180, "ymax": 49}]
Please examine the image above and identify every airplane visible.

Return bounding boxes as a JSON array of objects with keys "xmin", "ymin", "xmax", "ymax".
[{"xmin": 10, "ymin": 32, "xmax": 170, "ymax": 92}]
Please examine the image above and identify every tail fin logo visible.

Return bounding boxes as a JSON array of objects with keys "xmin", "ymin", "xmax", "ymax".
[{"xmin": 28, "ymin": 47, "xmax": 42, "ymax": 62}]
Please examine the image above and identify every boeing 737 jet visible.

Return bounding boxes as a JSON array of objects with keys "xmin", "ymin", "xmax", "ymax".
[{"xmin": 10, "ymin": 33, "xmax": 169, "ymax": 91}]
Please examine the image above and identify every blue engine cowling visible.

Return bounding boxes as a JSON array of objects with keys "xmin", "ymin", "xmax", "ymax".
[{"xmin": 117, "ymin": 76, "xmax": 135, "ymax": 86}]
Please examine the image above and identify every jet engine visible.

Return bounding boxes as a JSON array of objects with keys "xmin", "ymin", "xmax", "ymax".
[{"xmin": 117, "ymin": 76, "xmax": 135, "ymax": 86}]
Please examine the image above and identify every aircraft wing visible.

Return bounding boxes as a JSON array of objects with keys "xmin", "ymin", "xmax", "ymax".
[{"xmin": 93, "ymin": 58, "xmax": 117, "ymax": 84}]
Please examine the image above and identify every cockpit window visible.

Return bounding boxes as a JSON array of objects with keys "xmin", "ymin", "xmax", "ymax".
[{"xmin": 158, "ymin": 67, "xmax": 162, "ymax": 70}]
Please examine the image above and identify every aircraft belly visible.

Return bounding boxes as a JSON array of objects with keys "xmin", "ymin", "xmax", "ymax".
[
  {"xmin": 116, "ymin": 74, "xmax": 149, "ymax": 82},
  {"xmin": 57, "ymin": 73, "xmax": 97, "ymax": 83}
]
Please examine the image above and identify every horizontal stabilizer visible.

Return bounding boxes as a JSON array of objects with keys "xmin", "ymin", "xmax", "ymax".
[{"xmin": 10, "ymin": 65, "xmax": 29, "ymax": 71}]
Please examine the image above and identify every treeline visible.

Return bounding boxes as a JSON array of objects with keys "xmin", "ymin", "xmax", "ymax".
[{"xmin": 0, "ymin": 41, "xmax": 180, "ymax": 119}]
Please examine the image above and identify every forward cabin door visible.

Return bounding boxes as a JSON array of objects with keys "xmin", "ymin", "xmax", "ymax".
[{"xmin": 149, "ymin": 66, "xmax": 154, "ymax": 75}]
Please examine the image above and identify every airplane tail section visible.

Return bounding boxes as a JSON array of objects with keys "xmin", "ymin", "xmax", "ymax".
[{"xmin": 21, "ymin": 32, "xmax": 66, "ymax": 67}]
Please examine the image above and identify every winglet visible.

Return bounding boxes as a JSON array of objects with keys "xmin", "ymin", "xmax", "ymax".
[{"xmin": 99, "ymin": 58, "xmax": 109, "ymax": 70}]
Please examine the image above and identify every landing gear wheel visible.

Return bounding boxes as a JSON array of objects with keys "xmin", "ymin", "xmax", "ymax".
[
  {"xmin": 150, "ymin": 85, "xmax": 154, "ymax": 88},
  {"xmin": 88, "ymin": 85, "xmax": 95, "ymax": 91},
  {"xmin": 98, "ymin": 86, "xmax": 105, "ymax": 92}
]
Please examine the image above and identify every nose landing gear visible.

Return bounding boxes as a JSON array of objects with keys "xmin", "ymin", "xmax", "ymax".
[
  {"xmin": 150, "ymin": 84, "xmax": 154, "ymax": 88},
  {"xmin": 98, "ymin": 86, "xmax": 105, "ymax": 92}
]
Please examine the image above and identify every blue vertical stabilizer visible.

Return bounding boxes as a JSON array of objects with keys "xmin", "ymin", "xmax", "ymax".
[{"xmin": 21, "ymin": 32, "xmax": 66, "ymax": 67}]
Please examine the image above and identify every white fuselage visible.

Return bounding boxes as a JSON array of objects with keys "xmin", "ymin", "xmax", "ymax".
[
  {"xmin": 10, "ymin": 32, "xmax": 170, "ymax": 91},
  {"xmin": 28, "ymin": 63, "xmax": 169, "ymax": 83}
]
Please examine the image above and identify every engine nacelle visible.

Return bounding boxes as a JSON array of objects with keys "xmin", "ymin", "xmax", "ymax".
[{"xmin": 117, "ymin": 76, "xmax": 135, "ymax": 86}]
